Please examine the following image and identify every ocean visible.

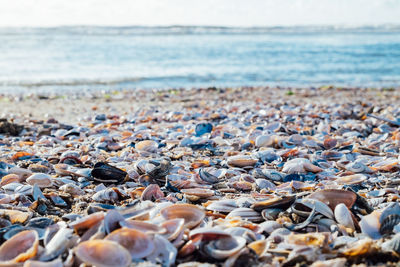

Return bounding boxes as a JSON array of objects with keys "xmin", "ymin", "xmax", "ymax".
[{"xmin": 0, "ymin": 26, "xmax": 399, "ymax": 93}]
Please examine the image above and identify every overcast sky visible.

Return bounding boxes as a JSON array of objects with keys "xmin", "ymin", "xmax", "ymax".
[{"xmin": 0, "ymin": 0, "xmax": 399, "ymax": 27}]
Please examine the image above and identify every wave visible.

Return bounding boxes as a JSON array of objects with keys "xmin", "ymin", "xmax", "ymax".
[{"xmin": 1, "ymin": 25, "xmax": 400, "ymax": 35}]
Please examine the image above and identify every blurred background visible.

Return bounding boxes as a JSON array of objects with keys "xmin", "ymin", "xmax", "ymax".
[{"xmin": 0, "ymin": 0, "xmax": 399, "ymax": 93}]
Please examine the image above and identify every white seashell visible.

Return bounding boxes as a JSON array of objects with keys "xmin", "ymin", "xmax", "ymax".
[
  {"xmin": 334, "ymin": 203, "xmax": 355, "ymax": 230},
  {"xmin": 255, "ymin": 135, "xmax": 275, "ymax": 148},
  {"xmin": 227, "ymin": 155, "xmax": 258, "ymax": 168},
  {"xmin": 26, "ymin": 173, "xmax": 53, "ymax": 188},
  {"xmin": 359, "ymin": 211, "xmax": 382, "ymax": 240},
  {"xmin": 300, "ymin": 198, "xmax": 334, "ymax": 219},
  {"xmin": 282, "ymin": 158, "xmax": 322, "ymax": 174}
]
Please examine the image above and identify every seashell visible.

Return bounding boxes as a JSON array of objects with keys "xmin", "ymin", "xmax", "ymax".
[
  {"xmin": 259, "ymin": 169, "xmax": 285, "ymax": 181},
  {"xmin": 0, "ymin": 174, "xmax": 21, "ymax": 186},
  {"xmin": 203, "ymin": 236, "xmax": 246, "ymax": 260},
  {"xmin": 141, "ymin": 184, "xmax": 164, "ymax": 201},
  {"xmin": 255, "ymin": 179, "xmax": 276, "ymax": 190},
  {"xmin": 69, "ymin": 211, "xmax": 105, "ymax": 231},
  {"xmin": 26, "ymin": 217, "xmax": 54, "ymax": 229},
  {"xmin": 93, "ymin": 188, "xmax": 120, "ymax": 203},
  {"xmin": 181, "ymin": 188, "xmax": 214, "ymax": 198},
  {"xmin": 161, "ymin": 218, "xmax": 185, "ymax": 241},
  {"xmin": 248, "ymin": 240, "xmax": 268, "ymax": 256},
  {"xmin": 135, "ymin": 140, "xmax": 158, "ymax": 153},
  {"xmin": 0, "ymin": 209, "xmax": 32, "ymax": 224},
  {"xmin": 227, "ymin": 155, "xmax": 258, "ymax": 168},
  {"xmin": 15, "ymin": 184, "xmax": 33, "ymax": 195},
  {"xmin": 207, "ymin": 199, "xmax": 238, "ymax": 213},
  {"xmin": 298, "ymin": 198, "xmax": 334, "ymax": 219},
  {"xmin": 308, "ymin": 189, "xmax": 356, "ymax": 211},
  {"xmin": 261, "ymin": 208, "xmax": 282, "ymax": 220},
  {"xmin": 105, "ymin": 228, "xmax": 155, "ymax": 259},
  {"xmin": 226, "ymin": 208, "xmax": 263, "ymax": 222},
  {"xmin": 340, "ymin": 238, "xmax": 375, "ymax": 257},
  {"xmin": 198, "ymin": 168, "xmax": 219, "ymax": 184},
  {"xmin": 195, "ymin": 123, "xmax": 213, "ymax": 137},
  {"xmin": 8, "ymin": 167, "xmax": 32, "ymax": 180},
  {"xmin": 26, "ymin": 173, "xmax": 53, "ymax": 188},
  {"xmin": 360, "ymin": 211, "xmax": 382, "ymax": 239},
  {"xmin": 74, "ymin": 240, "xmax": 131, "ymax": 267},
  {"xmin": 251, "ymin": 195, "xmax": 296, "ymax": 212},
  {"xmin": 309, "ymin": 258, "xmax": 347, "ymax": 267},
  {"xmin": 334, "ymin": 203, "xmax": 355, "ymax": 230},
  {"xmin": 0, "ymin": 230, "xmax": 38, "ymax": 263},
  {"xmin": 335, "ymin": 174, "xmax": 367, "ymax": 185},
  {"xmin": 189, "ymin": 227, "xmax": 231, "ymax": 241},
  {"xmin": 147, "ymin": 234, "xmax": 177, "ymax": 266},
  {"xmin": 161, "ymin": 204, "xmax": 205, "ymax": 229},
  {"xmin": 380, "ymin": 214, "xmax": 400, "ymax": 235},
  {"xmin": 225, "ymin": 227, "xmax": 257, "ymax": 243},
  {"xmin": 120, "ymin": 220, "xmax": 166, "ymax": 234},
  {"xmin": 24, "ymin": 258, "xmax": 63, "ymax": 267},
  {"xmin": 380, "ymin": 202, "xmax": 400, "ymax": 224},
  {"xmin": 103, "ymin": 209, "xmax": 125, "ymax": 234},
  {"xmin": 91, "ymin": 162, "xmax": 127, "ymax": 183},
  {"xmin": 345, "ymin": 162, "xmax": 374, "ymax": 173},
  {"xmin": 381, "ymin": 233, "xmax": 400, "ymax": 254},
  {"xmin": 286, "ymin": 232, "xmax": 327, "ymax": 247},
  {"xmin": 255, "ymin": 134, "xmax": 275, "ymax": 147},
  {"xmin": 282, "ymin": 158, "xmax": 322, "ymax": 174},
  {"xmin": 59, "ymin": 183, "xmax": 84, "ymax": 196},
  {"xmin": 258, "ymin": 220, "xmax": 282, "ymax": 234},
  {"xmin": 39, "ymin": 227, "xmax": 73, "ymax": 261}
]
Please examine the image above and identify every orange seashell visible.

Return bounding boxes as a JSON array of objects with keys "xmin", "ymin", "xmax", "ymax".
[
  {"xmin": 74, "ymin": 240, "xmax": 131, "ymax": 267},
  {"xmin": 0, "ymin": 230, "xmax": 38, "ymax": 263},
  {"xmin": 69, "ymin": 212, "xmax": 105, "ymax": 231},
  {"xmin": 161, "ymin": 204, "xmax": 205, "ymax": 229},
  {"xmin": 105, "ymin": 228, "xmax": 155, "ymax": 259},
  {"xmin": 0, "ymin": 174, "xmax": 21, "ymax": 186},
  {"xmin": 11, "ymin": 152, "xmax": 33, "ymax": 161}
]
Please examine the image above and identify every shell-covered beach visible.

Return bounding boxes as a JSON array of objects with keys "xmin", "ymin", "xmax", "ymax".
[{"xmin": 0, "ymin": 86, "xmax": 400, "ymax": 266}]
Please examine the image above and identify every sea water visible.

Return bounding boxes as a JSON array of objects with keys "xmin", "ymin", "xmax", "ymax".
[{"xmin": 0, "ymin": 26, "xmax": 399, "ymax": 93}]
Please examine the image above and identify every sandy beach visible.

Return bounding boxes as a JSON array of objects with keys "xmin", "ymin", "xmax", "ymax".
[{"xmin": 0, "ymin": 86, "xmax": 400, "ymax": 266}]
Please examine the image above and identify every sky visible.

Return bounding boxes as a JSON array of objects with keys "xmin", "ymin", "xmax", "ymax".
[{"xmin": 0, "ymin": 0, "xmax": 400, "ymax": 27}]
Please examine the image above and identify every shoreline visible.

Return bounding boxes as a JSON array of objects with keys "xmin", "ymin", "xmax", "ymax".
[{"xmin": 0, "ymin": 85, "xmax": 400, "ymax": 266}]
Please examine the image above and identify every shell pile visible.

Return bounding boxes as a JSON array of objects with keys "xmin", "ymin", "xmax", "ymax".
[{"xmin": 0, "ymin": 86, "xmax": 400, "ymax": 266}]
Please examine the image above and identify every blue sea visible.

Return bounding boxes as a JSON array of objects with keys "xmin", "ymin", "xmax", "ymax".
[{"xmin": 0, "ymin": 26, "xmax": 399, "ymax": 93}]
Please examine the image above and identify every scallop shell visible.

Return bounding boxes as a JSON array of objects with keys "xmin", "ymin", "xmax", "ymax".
[{"xmin": 74, "ymin": 240, "xmax": 131, "ymax": 267}]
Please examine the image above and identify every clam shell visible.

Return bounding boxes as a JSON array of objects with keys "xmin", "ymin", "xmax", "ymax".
[
  {"xmin": 206, "ymin": 199, "xmax": 238, "ymax": 213},
  {"xmin": 91, "ymin": 162, "xmax": 127, "ymax": 183},
  {"xmin": 161, "ymin": 204, "xmax": 205, "ymax": 229},
  {"xmin": 227, "ymin": 155, "xmax": 258, "ymax": 168},
  {"xmin": 282, "ymin": 158, "xmax": 322, "ymax": 174},
  {"xmin": 308, "ymin": 189, "xmax": 356, "ymax": 210},
  {"xmin": 120, "ymin": 220, "xmax": 166, "ymax": 234},
  {"xmin": 26, "ymin": 173, "xmax": 53, "ymax": 188},
  {"xmin": 69, "ymin": 211, "xmax": 105, "ymax": 231},
  {"xmin": 380, "ymin": 214, "xmax": 400, "ymax": 235},
  {"xmin": 0, "ymin": 230, "xmax": 38, "ymax": 263},
  {"xmin": 105, "ymin": 228, "xmax": 155, "ymax": 259},
  {"xmin": 74, "ymin": 240, "xmax": 131, "ymax": 267},
  {"xmin": 298, "ymin": 198, "xmax": 334, "ymax": 219},
  {"xmin": 251, "ymin": 196, "xmax": 295, "ymax": 212},
  {"xmin": 334, "ymin": 203, "xmax": 355, "ymax": 230},
  {"xmin": 335, "ymin": 174, "xmax": 367, "ymax": 185},
  {"xmin": 203, "ymin": 236, "xmax": 246, "ymax": 260},
  {"xmin": 181, "ymin": 188, "xmax": 214, "ymax": 198},
  {"xmin": 161, "ymin": 218, "xmax": 185, "ymax": 241},
  {"xmin": 135, "ymin": 140, "xmax": 158, "ymax": 153},
  {"xmin": 255, "ymin": 135, "xmax": 274, "ymax": 148},
  {"xmin": 360, "ymin": 211, "xmax": 382, "ymax": 240},
  {"xmin": 226, "ymin": 208, "xmax": 263, "ymax": 222}
]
